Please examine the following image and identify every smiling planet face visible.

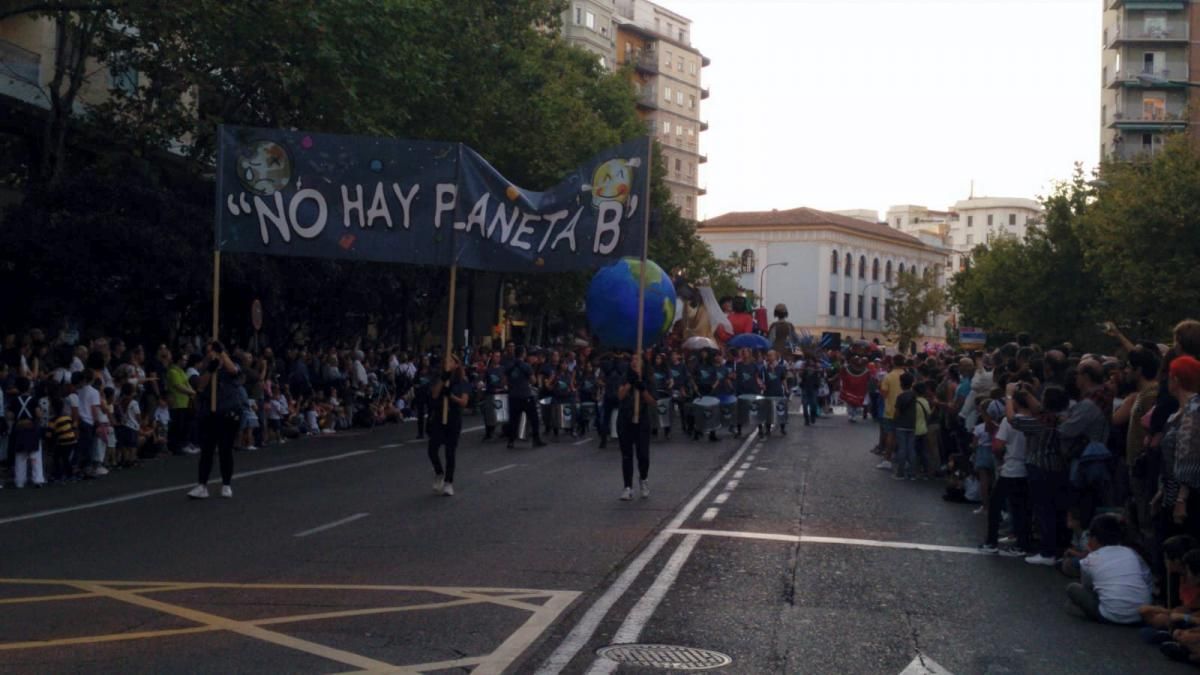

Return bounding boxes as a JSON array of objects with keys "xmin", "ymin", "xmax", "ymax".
[
  {"xmin": 236, "ymin": 141, "xmax": 293, "ymax": 196},
  {"xmin": 590, "ymin": 159, "xmax": 633, "ymax": 207}
]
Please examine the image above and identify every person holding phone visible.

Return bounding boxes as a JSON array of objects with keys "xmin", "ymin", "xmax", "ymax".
[{"xmin": 187, "ymin": 341, "xmax": 241, "ymax": 500}]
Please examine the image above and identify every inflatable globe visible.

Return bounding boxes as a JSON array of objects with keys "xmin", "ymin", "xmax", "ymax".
[{"xmin": 586, "ymin": 258, "xmax": 677, "ymax": 349}]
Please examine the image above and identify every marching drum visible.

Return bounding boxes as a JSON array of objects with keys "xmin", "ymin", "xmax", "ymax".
[
  {"xmin": 552, "ymin": 403, "xmax": 575, "ymax": 431},
  {"xmin": 483, "ymin": 394, "xmax": 510, "ymax": 427},
  {"xmin": 719, "ymin": 399, "xmax": 736, "ymax": 428},
  {"xmin": 691, "ymin": 397, "xmax": 722, "ymax": 433},
  {"xmin": 737, "ymin": 394, "xmax": 762, "ymax": 427},
  {"xmin": 578, "ymin": 402, "xmax": 597, "ymax": 429},
  {"xmin": 758, "ymin": 396, "xmax": 788, "ymax": 428},
  {"xmin": 652, "ymin": 398, "xmax": 673, "ymax": 430}
]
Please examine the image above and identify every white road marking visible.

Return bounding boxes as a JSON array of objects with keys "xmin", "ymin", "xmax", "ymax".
[
  {"xmin": 586, "ymin": 534, "xmax": 702, "ymax": 675},
  {"xmin": 700, "ymin": 508, "xmax": 719, "ymax": 522},
  {"xmin": 293, "ymin": 513, "xmax": 370, "ymax": 538},
  {"xmin": 668, "ymin": 528, "xmax": 989, "ymax": 556},
  {"xmin": 377, "ymin": 443, "xmax": 403, "ymax": 449},
  {"xmin": 733, "ymin": 470, "xmax": 746, "ymax": 479},
  {"xmin": 725, "ymin": 480, "xmax": 739, "ymax": 490},
  {"xmin": 536, "ymin": 430, "xmax": 759, "ymax": 674},
  {"xmin": 484, "ymin": 464, "xmax": 519, "ymax": 475},
  {"xmin": 900, "ymin": 654, "xmax": 955, "ymax": 674},
  {"xmin": 0, "ymin": 449, "xmax": 377, "ymax": 527},
  {"xmin": 740, "ymin": 462, "xmax": 751, "ymax": 470},
  {"xmin": 755, "ymin": 467, "xmax": 768, "ymax": 471},
  {"xmin": 572, "ymin": 438, "xmax": 594, "ymax": 446},
  {"xmin": 713, "ymin": 493, "xmax": 730, "ymax": 505}
]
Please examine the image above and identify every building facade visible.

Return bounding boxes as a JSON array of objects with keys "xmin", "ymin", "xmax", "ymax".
[
  {"xmin": 699, "ymin": 207, "xmax": 950, "ymax": 345},
  {"xmin": 885, "ymin": 205, "xmax": 954, "ymax": 240},
  {"xmin": 561, "ymin": 1, "xmax": 619, "ymax": 69},
  {"xmin": 1100, "ymin": 0, "xmax": 1200, "ymax": 161},
  {"xmin": 945, "ymin": 197, "xmax": 1043, "ymax": 271}
]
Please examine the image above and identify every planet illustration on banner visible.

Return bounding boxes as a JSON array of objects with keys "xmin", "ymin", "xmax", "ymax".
[
  {"xmin": 236, "ymin": 140, "xmax": 293, "ymax": 196},
  {"xmin": 586, "ymin": 258, "xmax": 677, "ymax": 349}
]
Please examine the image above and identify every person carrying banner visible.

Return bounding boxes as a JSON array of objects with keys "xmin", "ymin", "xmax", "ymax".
[
  {"xmin": 187, "ymin": 341, "xmax": 241, "ymax": 500},
  {"xmin": 428, "ymin": 360, "xmax": 470, "ymax": 497},
  {"xmin": 506, "ymin": 347, "xmax": 546, "ymax": 449},
  {"xmin": 618, "ymin": 354, "xmax": 655, "ymax": 501}
]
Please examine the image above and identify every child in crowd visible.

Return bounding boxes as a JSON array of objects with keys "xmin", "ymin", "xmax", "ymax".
[
  {"xmin": 1066, "ymin": 513, "xmax": 1152, "ymax": 625},
  {"xmin": 972, "ymin": 398, "xmax": 999, "ymax": 516},
  {"xmin": 47, "ymin": 395, "xmax": 77, "ymax": 482},
  {"xmin": 115, "ymin": 382, "xmax": 141, "ymax": 468},
  {"xmin": 1061, "ymin": 508, "xmax": 1089, "ymax": 579},
  {"xmin": 1139, "ymin": 537, "xmax": 1199, "ymax": 633},
  {"xmin": 152, "ymin": 396, "xmax": 171, "ymax": 456},
  {"xmin": 983, "ymin": 397, "xmax": 1031, "ymax": 556},
  {"xmin": 1153, "ymin": 548, "xmax": 1200, "ymax": 664},
  {"xmin": 96, "ymin": 386, "xmax": 116, "ymax": 472},
  {"xmin": 266, "ymin": 389, "xmax": 286, "ymax": 445},
  {"xmin": 7, "ymin": 377, "xmax": 45, "ymax": 488}
]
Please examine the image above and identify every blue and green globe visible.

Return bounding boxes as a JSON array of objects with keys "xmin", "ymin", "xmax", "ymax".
[{"xmin": 586, "ymin": 257, "xmax": 677, "ymax": 349}]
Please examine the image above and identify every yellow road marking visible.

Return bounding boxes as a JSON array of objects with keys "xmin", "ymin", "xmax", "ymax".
[
  {"xmin": 251, "ymin": 598, "xmax": 491, "ymax": 625},
  {"xmin": 0, "ymin": 626, "xmax": 219, "ymax": 651},
  {"xmin": 73, "ymin": 583, "xmax": 399, "ymax": 672},
  {"xmin": 0, "ymin": 577, "xmax": 549, "ymax": 595},
  {"xmin": 472, "ymin": 591, "xmax": 580, "ymax": 675},
  {"xmin": 0, "ymin": 592, "xmax": 98, "ymax": 605}
]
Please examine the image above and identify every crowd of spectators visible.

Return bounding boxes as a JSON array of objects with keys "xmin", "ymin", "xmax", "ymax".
[{"xmin": 862, "ymin": 319, "xmax": 1200, "ymax": 665}]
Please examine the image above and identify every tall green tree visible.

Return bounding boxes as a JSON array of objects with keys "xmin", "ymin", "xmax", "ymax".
[{"xmin": 886, "ymin": 269, "xmax": 945, "ymax": 353}]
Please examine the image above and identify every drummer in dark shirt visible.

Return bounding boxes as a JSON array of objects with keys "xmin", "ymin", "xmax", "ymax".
[
  {"xmin": 669, "ymin": 351, "xmax": 693, "ymax": 435},
  {"xmin": 482, "ymin": 351, "xmax": 506, "ymax": 440},
  {"xmin": 761, "ymin": 349, "xmax": 791, "ymax": 436},
  {"xmin": 734, "ymin": 348, "xmax": 763, "ymax": 438}
]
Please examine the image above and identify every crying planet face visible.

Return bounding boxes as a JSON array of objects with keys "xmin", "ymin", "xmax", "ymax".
[{"xmin": 236, "ymin": 141, "xmax": 293, "ymax": 196}]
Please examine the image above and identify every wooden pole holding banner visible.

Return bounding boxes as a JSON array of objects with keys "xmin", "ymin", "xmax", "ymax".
[
  {"xmin": 632, "ymin": 137, "xmax": 653, "ymax": 424},
  {"xmin": 442, "ymin": 264, "xmax": 458, "ymax": 424},
  {"xmin": 210, "ymin": 249, "xmax": 221, "ymax": 413}
]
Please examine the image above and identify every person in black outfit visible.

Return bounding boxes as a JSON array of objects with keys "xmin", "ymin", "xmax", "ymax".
[
  {"xmin": 600, "ymin": 354, "xmax": 625, "ymax": 448},
  {"xmin": 187, "ymin": 341, "xmax": 241, "ymax": 499},
  {"xmin": 618, "ymin": 354, "xmax": 655, "ymax": 501},
  {"xmin": 413, "ymin": 357, "xmax": 433, "ymax": 440},
  {"xmin": 482, "ymin": 352, "xmax": 506, "ymax": 440},
  {"xmin": 428, "ymin": 362, "xmax": 470, "ymax": 496},
  {"xmin": 506, "ymin": 347, "xmax": 546, "ymax": 449}
]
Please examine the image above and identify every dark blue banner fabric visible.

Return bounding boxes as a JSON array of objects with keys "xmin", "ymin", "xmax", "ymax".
[{"xmin": 215, "ymin": 126, "xmax": 650, "ymax": 273}]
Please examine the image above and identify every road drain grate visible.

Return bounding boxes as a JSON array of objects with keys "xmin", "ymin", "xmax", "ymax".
[{"xmin": 596, "ymin": 644, "xmax": 733, "ymax": 670}]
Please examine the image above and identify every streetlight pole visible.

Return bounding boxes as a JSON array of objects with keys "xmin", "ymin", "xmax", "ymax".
[
  {"xmin": 860, "ymin": 281, "xmax": 883, "ymax": 339},
  {"xmin": 758, "ymin": 261, "xmax": 789, "ymax": 304}
]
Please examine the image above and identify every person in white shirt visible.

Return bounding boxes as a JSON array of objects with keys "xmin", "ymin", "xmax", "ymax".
[
  {"xmin": 1066, "ymin": 513, "xmax": 1152, "ymax": 624},
  {"xmin": 981, "ymin": 393, "xmax": 1031, "ymax": 556},
  {"xmin": 75, "ymin": 370, "xmax": 105, "ymax": 477}
]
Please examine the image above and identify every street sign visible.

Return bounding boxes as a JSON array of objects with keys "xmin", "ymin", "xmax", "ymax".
[{"xmin": 959, "ymin": 327, "xmax": 986, "ymax": 350}]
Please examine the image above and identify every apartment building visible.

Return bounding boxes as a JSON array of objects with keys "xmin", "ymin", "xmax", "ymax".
[
  {"xmin": 885, "ymin": 205, "xmax": 955, "ymax": 240},
  {"xmin": 1100, "ymin": 0, "xmax": 1200, "ymax": 160},
  {"xmin": 561, "ymin": 1, "xmax": 619, "ymax": 69}
]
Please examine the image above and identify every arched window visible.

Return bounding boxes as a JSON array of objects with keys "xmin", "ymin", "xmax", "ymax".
[
  {"xmin": 858, "ymin": 255, "xmax": 866, "ymax": 279},
  {"xmin": 831, "ymin": 250, "xmax": 839, "ymax": 275},
  {"xmin": 740, "ymin": 249, "xmax": 756, "ymax": 274},
  {"xmin": 885, "ymin": 260, "xmax": 893, "ymax": 283},
  {"xmin": 899, "ymin": 262, "xmax": 906, "ymax": 276},
  {"xmin": 844, "ymin": 253, "xmax": 852, "ymax": 277},
  {"xmin": 872, "ymin": 258, "xmax": 880, "ymax": 281}
]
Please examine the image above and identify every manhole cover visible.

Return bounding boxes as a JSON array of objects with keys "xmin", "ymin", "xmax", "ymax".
[{"xmin": 596, "ymin": 644, "xmax": 733, "ymax": 670}]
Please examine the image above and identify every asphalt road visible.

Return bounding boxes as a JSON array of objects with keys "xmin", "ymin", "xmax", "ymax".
[{"xmin": 0, "ymin": 409, "xmax": 1188, "ymax": 674}]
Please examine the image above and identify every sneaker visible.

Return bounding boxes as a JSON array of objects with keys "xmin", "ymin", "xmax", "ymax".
[
  {"xmin": 187, "ymin": 485, "xmax": 210, "ymax": 499},
  {"xmin": 1024, "ymin": 554, "xmax": 1057, "ymax": 566},
  {"xmin": 220, "ymin": 485, "xmax": 233, "ymax": 498},
  {"xmin": 433, "ymin": 475, "xmax": 445, "ymax": 493},
  {"xmin": 999, "ymin": 547, "xmax": 1028, "ymax": 558},
  {"xmin": 442, "ymin": 483, "xmax": 454, "ymax": 496},
  {"xmin": 875, "ymin": 460, "xmax": 893, "ymax": 470},
  {"xmin": 999, "ymin": 535, "xmax": 1016, "ymax": 545},
  {"xmin": 183, "ymin": 445, "xmax": 200, "ymax": 455},
  {"xmin": 972, "ymin": 506, "xmax": 986, "ymax": 515},
  {"xmin": 245, "ymin": 445, "xmax": 258, "ymax": 451},
  {"xmin": 93, "ymin": 466, "xmax": 109, "ymax": 476},
  {"xmin": 977, "ymin": 543, "xmax": 998, "ymax": 554},
  {"xmin": 620, "ymin": 487, "xmax": 633, "ymax": 501},
  {"xmin": 640, "ymin": 480, "xmax": 650, "ymax": 499},
  {"xmin": 891, "ymin": 474, "xmax": 907, "ymax": 481}
]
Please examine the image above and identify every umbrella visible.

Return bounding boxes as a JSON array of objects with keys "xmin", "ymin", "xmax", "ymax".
[
  {"xmin": 682, "ymin": 336, "xmax": 719, "ymax": 351},
  {"xmin": 727, "ymin": 333, "xmax": 771, "ymax": 350}
]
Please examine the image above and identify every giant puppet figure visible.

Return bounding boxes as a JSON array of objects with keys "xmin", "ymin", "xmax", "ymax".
[{"xmin": 715, "ymin": 296, "xmax": 754, "ymax": 344}]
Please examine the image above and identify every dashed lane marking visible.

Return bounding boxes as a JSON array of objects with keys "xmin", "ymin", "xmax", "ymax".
[
  {"xmin": 293, "ymin": 512, "xmax": 370, "ymax": 538},
  {"xmin": 713, "ymin": 493, "xmax": 730, "ymax": 505},
  {"xmin": 700, "ymin": 508, "xmax": 719, "ymax": 522},
  {"xmin": 484, "ymin": 463, "xmax": 520, "ymax": 475},
  {"xmin": 377, "ymin": 442, "xmax": 404, "ymax": 448},
  {"xmin": 725, "ymin": 480, "xmax": 739, "ymax": 490},
  {"xmin": 740, "ymin": 462, "xmax": 751, "ymax": 469},
  {"xmin": 733, "ymin": 470, "xmax": 746, "ymax": 479}
]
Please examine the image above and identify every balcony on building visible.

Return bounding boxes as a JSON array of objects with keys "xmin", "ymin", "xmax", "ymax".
[
  {"xmin": 0, "ymin": 38, "xmax": 41, "ymax": 84},
  {"xmin": 636, "ymin": 84, "xmax": 657, "ymax": 110},
  {"xmin": 635, "ymin": 48, "xmax": 659, "ymax": 75},
  {"xmin": 701, "ymin": 55, "xmax": 712, "ymax": 67},
  {"xmin": 1107, "ymin": 65, "xmax": 1189, "ymax": 89},
  {"xmin": 1106, "ymin": 18, "xmax": 1189, "ymax": 48},
  {"xmin": 700, "ymin": 86, "xmax": 710, "ymax": 100},
  {"xmin": 1107, "ymin": 0, "xmax": 1188, "ymax": 9},
  {"xmin": 698, "ymin": 153, "xmax": 708, "ymax": 164},
  {"xmin": 697, "ymin": 186, "xmax": 707, "ymax": 196},
  {"xmin": 1109, "ymin": 100, "xmax": 1189, "ymax": 129},
  {"xmin": 1108, "ymin": 137, "xmax": 1166, "ymax": 161},
  {"xmin": 699, "ymin": 120, "xmax": 709, "ymax": 132}
]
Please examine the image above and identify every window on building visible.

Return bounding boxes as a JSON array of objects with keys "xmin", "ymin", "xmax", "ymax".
[
  {"xmin": 967, "ymin": 215, "xmax": 973, "ymax": 227},
  {"xmin": 740, "ymin": 249, "xmax": 756, "ymax": 274},
  {"xmin": 1144, "ymin": 12, "xmax": 1168, "ymax": 37},
  {"xmin": 686, "ymin": 195, "xmax": 693, "ymax": 206},
  {"xmin": 662, "ymin": 120, "xmax": 671, "ymax": 134},
  {"xmin": 844, "ymin": 253, "xmax": 852, "ymax": 277},
  {"xmin": 831, "ymin": 250, "xmax": 839, "ymax": 274},
  {"xmin": 688, "ymin": 95, "xmax": 696, "ymax": 110},
  {"xmin": 885, "ymin": 260, "xmax": 892, "ymax": 282},
  {"xmin": 1008, "ymin": 213, "xmax": 1016, "ymax": 226},
  {"xmin": 664, "ymin": 86, "xmax": 672, "ymax": 102},
  {"xmin": 966, "ymin": 233, "xmax": 974, "ymax": 246},
  {"xmin": 675, "ymin": 158, "xmax": 682, "ymax": 172},
  {"xmin": 679, "ymin": 29, "xmax": 686, "ymax": 42},
  {"xmin": 687, "ymin": 162, "xmax": 694, "ymax": 177},
  {"xmin": 829, "ymin": 292, "xmax": 838, "ymax": 316},
  {"xmin": 885, "ymin": 300, "xmax": 893, "ymax": 322},
  {"xmin": 844, "ymin": 293, "xmax": 851, "ymax": 317},
  {"xmin": 665, "ymin": 49, "xmax": 673, "ymax": 68},
  {"xmin": 689, "ymin": 61, "xmax": 697, "ymax": 75},
  {"xmin": 872, "ymin": 258, "xmax": 880, "ymax": 281},
  {"xmin": 895, "ymin": 217, "xmax": 901, "ymax": 227},
  {"xmin": 585, "ymin": 11, "xmax": 595, "ymax": 29},
  {"xmin": 987, "ymin": 214, "xmax": 993, "ymax": 226},
  {"xmin": 858, "ymin": 256, "xmax": 866, "ymax": 279},
  {"xmin": 676, "ymin": 124, "xmax": 682, "ymax": 135},
  {"xmin": 898, "ymin": 263, "xmax": 906, "ymax": 276},
  {"xmin": 857, "ymin": 295, "xmax": 864, "ymax": 319},
  {"xmin": 1144, "ymin": 93, "xmax": 1167, "ymax": 120},
  {"xmin": 598, "ymin": 56, "xmax": 607, "ymax": 69},
  {"xmin": 870, "ymin": 297, "xmax": 879, "ymax": 321},
  {"xmin": 687, "ymin": 126, "xmax": 694, "ymax": 136},
  {"xmin": 676, "ymin": 90, "xmax": 683, "ymax": 105},
  {"xmin": 677, "ymin": 56, "xmax": 684, "ymax": 72}
]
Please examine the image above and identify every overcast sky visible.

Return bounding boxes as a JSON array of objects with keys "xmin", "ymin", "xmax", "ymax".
[{"xmin": 675, "ymin": 0, "xmax": 1101, "ymax": 220}]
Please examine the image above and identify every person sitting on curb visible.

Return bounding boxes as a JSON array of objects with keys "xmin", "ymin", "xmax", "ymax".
[{"xmin": 1065, "ymin": 513, "xmax": 1152, "ymax": 625}]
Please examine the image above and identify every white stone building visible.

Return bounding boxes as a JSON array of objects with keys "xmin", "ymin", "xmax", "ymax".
[
  {"xmin": 945, "ymin": 197, "xmax": 1043, "ymax": 273},
  {"xmin": 699, "ymin": 207, "xmax": 950, "ymax": 345}
]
